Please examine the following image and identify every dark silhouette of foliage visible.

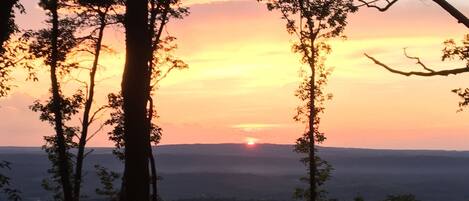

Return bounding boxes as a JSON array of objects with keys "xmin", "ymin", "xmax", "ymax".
[
  {"xmin": 383, "ymin": 194, "xmax": 419, "ymax": 201},
  {"xmin": 0, "ymin": 1, "xmax": 35, "ymax": 97},
  {"xmin": 94, "ymin": 165, "xmax": 120, "ymax": 201},
  {"xmin": 0, "ymin": 161, "xmax": 22, "ymax": 201},
  {"xmin": 105, "ymin": 92, "xmax": 162, "ymax": 161},
  {"xmin": 353, "ymin": 195, "xmax": 365, "ymax": 201},
  {"xmin": 262, "ymin": 0, "xmax": 356, "ymax": 200},
  {"xmin": 31, "ymin": 91, "xmax": 83, "ymax": 201},
  {"xmin": 0, "ymin": 0, "xmax": 22, "ymax": 51}
]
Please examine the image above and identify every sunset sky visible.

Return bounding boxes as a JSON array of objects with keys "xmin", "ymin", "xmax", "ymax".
[{"xmin": 1, "ymin": 0, "xmax": 468, "ymax": 150}]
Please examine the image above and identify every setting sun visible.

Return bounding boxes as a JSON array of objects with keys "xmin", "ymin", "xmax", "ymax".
[{"xmin": 246, "ymin": 137, "xmax": 258, "ymax": 146}]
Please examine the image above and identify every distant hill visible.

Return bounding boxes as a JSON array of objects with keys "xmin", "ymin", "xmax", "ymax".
[{"xmin": 1, "ymin": 144, "xmax": 469, "ymax": 201}]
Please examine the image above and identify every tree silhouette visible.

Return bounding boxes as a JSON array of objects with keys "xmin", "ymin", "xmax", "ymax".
[
  {"xmin": 69, "ymin": 1, "xmax": 120, "ymax": 199},
  {"xmin": 120, "ymin": 0, "xmax": 153, "ymax": 200},
  {"xmin": 27, "ymin": 0, "xmax": 120, "ymax": 200},
  {"xmin": 107, "ymin": 1, "xmax": 188, "ymax": 200},
  {"xmin": 27, "ymin": 1, "xmax": 79, "ymax": 200},
  {"xmin": 262, "ymin": 0, "xmax": 357, "ymax": 200}
]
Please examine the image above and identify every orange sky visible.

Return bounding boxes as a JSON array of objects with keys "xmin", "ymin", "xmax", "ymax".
[{"xmin": 1, "ymin": 0, "xmax": 469, "ymax": 150}]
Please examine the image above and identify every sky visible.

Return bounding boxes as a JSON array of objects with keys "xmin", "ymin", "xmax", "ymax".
[{"xmin": 1, "ymin": 0, "xmax": 469, "ymax": 150}]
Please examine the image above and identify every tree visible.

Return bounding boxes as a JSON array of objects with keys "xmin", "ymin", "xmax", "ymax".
[
  {"xmin": 146, "ymin": 1, "xmax": 188, "ymax": 200},
  {"xmin": 28, "ymin": 1, "xmax": 120, "ymax": 200},
  {"xmin": 121, "ymin": 0, "xmax": 152, "ymax": 200},
  {"xmin": 69, "ymin": 1, "xmax": 120, "ymax": 199},
  {"xmin": 108, "ymin": 0, "xmax": 188, "ymax": 200},
  {"xmin": 27, "ymin": 1, "xmax": 78, "ymax": 200},
  {"xmin": 262, "ymin": 0, "xmax": 357, "ymax": 200}
]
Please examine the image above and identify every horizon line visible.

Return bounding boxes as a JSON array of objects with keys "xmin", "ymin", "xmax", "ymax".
[{"xmin": 1, "ymin": 143, "xmax": 469, "ymax": 152}]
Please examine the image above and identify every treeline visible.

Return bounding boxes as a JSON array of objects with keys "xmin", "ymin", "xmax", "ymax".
[{"xmin": 0, "ymin": 0, "xmax": 468, "ymax": 201}]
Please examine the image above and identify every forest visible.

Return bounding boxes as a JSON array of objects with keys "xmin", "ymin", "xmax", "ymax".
[{"xmin": 0, "ymin": 0, "xmax": 468, "ymax": 201}]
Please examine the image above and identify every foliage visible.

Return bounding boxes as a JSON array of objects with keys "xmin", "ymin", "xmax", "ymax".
[
  {"xmin": 0, "ymin": 161, "xmax": 22, "ymax": 201},
  {"xmin": 0, "ymin": 0, "xmax": 24, "ymax": 52},
  {"xmin": 105, "ymin": 92, "xmax": 163, "ymax": 161},
  {"xmin": 0, "ymin": 37, "xmax": 36, "ymax": 97},
  {"xmin": 383, "ymin": 194, "xmax": 419, "ymax": 201},
  {"xmin": 446, "ymin": 34, "xmax": 469, "ymax": 111},
  {"xmin": 353, "ymin": 196, "xmax": 365, "ymax": 201},
  {"xmin": 94, "ymin": 165, "xmax": 120, "ymax": 201},
  {"xmin": 0, "ymin": 1, "xmax": 35, "ymax": 97},
  {"xmin": 31, "ymin": 91, "xmax": 84, "ymax": 200}
]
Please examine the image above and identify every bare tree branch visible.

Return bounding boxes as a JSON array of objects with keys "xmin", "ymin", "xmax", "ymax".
[
  {"xmin": 403, "ymin": 48, "xmax": 435, "ymax": 73},
  {"xmin": 358, "ymin": 0, "xmax": 469, "ymax": 28},
  {"xmin": 364, "ymin": 53, "xmax": 469, "ymax": 76},
  {"xmin": 357, "ymin": 0, "xmax": 398, "ymax": 11},
  {"xmin": 433, "ymin": 0, "xmax": 469, "ymax": 28}
]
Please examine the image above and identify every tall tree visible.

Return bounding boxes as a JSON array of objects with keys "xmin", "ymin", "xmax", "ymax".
[
  {"xmin": 146, "ymin": 1, "xmax": 188, "ymax": 200},
  {"xmin": 262, "ymin": 0, "xmax": 356, "ymax": 200},
  {"xmin": 27, "ymin": 1, "xmax": 77, "ymax": 200},
  {"xmin": 107, "ymin": 1, "xmax": 188, "ymax": 200},
  {"xmin": 28, "ymin": 1, "xmax": 119, "ymax": 200},
  {"xmin": 121, "ymin": 0, "xmax": 152, "ymax": 200},
  {"xmin": 70, "ymin": 1, "xmax": 119, "ymax": 199}
]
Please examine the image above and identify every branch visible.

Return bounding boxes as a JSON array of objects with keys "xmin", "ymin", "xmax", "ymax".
[
  {"xmin": 358, "ymin": 0, "xmax": 469, "ymax": 28},
  {"xmin": 86, "ymin": 123, "xmax": 105, "ymax": 142},
  {"xmin": 432, "ymin": 0, "xmax": 469, "ymax": 28},
  {"xmin": 357, "ymin": 0, "xmax": 398, "ymax": 11},
  {"xmin": 403, "ymin": 48, "xmax": 434, "ymax": 73},
  {"xmin": 89, "ymin": 105, "xmax": 108, "ymax": 125},
  {"xmin": 364, "ymin": 53, "xmax": 469, "ymax": 76}
]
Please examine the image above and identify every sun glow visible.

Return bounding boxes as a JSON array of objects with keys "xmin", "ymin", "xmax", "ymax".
[{"xmin": 245, "ymin": 137, "xmax": 258, "ymax": 146}]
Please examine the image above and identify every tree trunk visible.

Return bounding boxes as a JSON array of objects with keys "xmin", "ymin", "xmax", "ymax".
[
  {"xmin": 49, "ymin": 1, "xmax": 74, "ymax": 201},
  {"xmin": 309, "ymin": 51, "xmax": 316, "ymax": 201},
  {"xmin": 73, "ymin": 16, "xmax": 107, "ymax": 201},
  {"xmin": 148, "ymin": 97, "xmax": 158, "ymax": 201},
  {"xmin": 122, "ymin": 0, "xmax": 152, "ymax": 200},
  {"xmin": 149, "ymin": 148, "xmax": 158, "ymax": 201}
]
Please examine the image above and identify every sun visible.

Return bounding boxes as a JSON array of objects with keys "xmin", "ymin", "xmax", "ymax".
[{"xmin": 245, "ymin": 137, "xmax": 258, "ymax": 146}]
